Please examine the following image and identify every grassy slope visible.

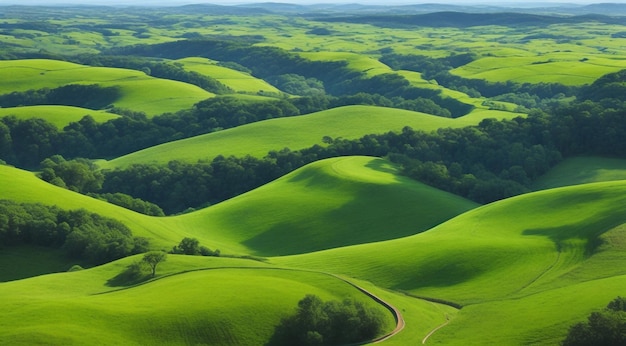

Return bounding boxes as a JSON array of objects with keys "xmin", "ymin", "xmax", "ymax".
[
  {"xmin": 0, "ymin": 255, "xmax": 395, "ymax": 345},
  {"xmin": 0, "ymin": 59, "xmax": 213, "ymax": 116},
  {"xmin": 272, "ymin": 180, "xmax": 626, "ymax": 343},
  {"xmin": 452, "ymin": 55, "xmax": 626, "ymax": 86},
  {"xmin": 176, "ymin": 57, "xmax": 282, "ymax": 94},
  {"xmin": 533, "ymin": 156, "xmax": 626, "ymax": 190},
  {"xmin": 1, "ymin": 157, "xmax": 477, "ymax": 256},
  {"xmin": 103, "ymin": 105, "xmax": 524, "ymax": 168},
  {"xmin": 0, "ymin": 105, "xmax": 118, "ymax": 127},
  {"xmin": 177, "ymin": 156, "xmax": 479, "ymax": 256}
]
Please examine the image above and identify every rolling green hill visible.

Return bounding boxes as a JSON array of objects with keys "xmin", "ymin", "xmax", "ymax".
[
  {"xmin": 176, "ymin": 57, "xmax": 282, "ymax": 95},
  {"xmin": 176, "ymin": 156, "xmax": 479, "ymax": 256},
  {"xmin": 273, "ymin": 180, "xmax": 626, "ymax": 344},
  {"xmin": 0, "ymin": 105, "xmax": 118, "ymax": 128},
  {"xmin": 0, "ymin": 156, "xmax": 477, "ymax": 257},
  {"xmin": 103, "ymin": 105, "xmax": 523, "ymax": 168},
  {"xmin": 0, "ymin": 59, "xmax": 214, "ymax": 116},
  {"xmin": 533, "ymin": 156, "xmax": 626, "ymax": 190}
]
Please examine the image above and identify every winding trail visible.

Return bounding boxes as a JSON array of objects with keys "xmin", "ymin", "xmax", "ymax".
[{"xmin": 421, "ymin": 315, "xmax": 450, "ymax": 344}]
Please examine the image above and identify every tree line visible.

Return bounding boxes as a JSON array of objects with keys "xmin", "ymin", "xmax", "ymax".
[
  {"xmin": 3, "ymin": 69, "xmax": 626, "ymax": 214},
  {"xmin": 0, "ymin": 200, "xmax": 149, "ymax": 264}
]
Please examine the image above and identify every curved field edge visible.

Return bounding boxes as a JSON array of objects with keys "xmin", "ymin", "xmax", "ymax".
[
  {"xmin": 103, "ymin": 104, "xmax": 524, "ymax": 168},
  {"xmin": 0, "ymin": 255, "xmax": 398, "ymax": 346}
]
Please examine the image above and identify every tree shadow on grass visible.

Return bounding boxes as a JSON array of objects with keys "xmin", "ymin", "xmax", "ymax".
[{"xmin": 106, "ymin": 261, "xmax": 151, "ymax": 287}]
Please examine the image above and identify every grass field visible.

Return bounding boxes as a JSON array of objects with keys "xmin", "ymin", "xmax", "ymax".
[
  {"xmin": 0, "ymin": 105, "xmax": 118, "ymax": 127},
  {"xmin": 0, "ymin": 59, "xmax": 214, "ymax": 116},
  {"xmin": 104, "ymin": 105, "xmax": 524, "ymax": 168},
  {"xmin": 176, "ymin": 57, "xmax": 282, "ymax": 95}
]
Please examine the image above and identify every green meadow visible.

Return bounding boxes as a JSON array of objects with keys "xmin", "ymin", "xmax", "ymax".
[
  {"xmin": 0, "ymin": 59, "xmax": 213, "ymax": 116},
  {"xmin": 3, "ymin": 5, "xmax": 626, "ymax": 346},
  {"xmin": 0, "ymin": 105, "xmax": 118, "ymax": 127},
  {"xmin": 104, "ymin": 105, "xmax": 524, "ymax": 168}
]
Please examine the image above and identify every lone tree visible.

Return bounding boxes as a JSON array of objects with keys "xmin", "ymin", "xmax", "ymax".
[{"xmin": 142, "ymin": 251, "xmax": 167, "ymax": 277}]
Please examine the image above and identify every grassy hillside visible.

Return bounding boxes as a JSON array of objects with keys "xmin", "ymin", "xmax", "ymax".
[
  {"xmin": 0, "ymin": 59, "xmax": 214, "ymax": 116},
  {"xmin": 0, "ymin": 255, "xmax": 395, "ymax": 345},
  {"xmin": 273, "ymin": 180, "xmax": 626, "ymax": 343},
  {"xmin": 104, "ymin": 105, "xmax": 523, "ymax": 168},
  {"xmin": 533, "ymin": 156, "xmax": 626, "ymax": 190},
  {"xmin": 176, "ymin": 57, "xmax": 282, "ymax": 95},
  {"xmin": 0, "ymin": 165, "xmax": 192, "ymax": 249},
  {"xmin": 0, "ymin": 105, "xmax": 118, "ymax": 128},
  {"xmin": 177, "ymin": 156, "xmax": 479, "ymax": 256},
  {"xmin": 452, "ymin": 55, "xmax": 626, "ymax": 86},
  {"xmin": 0, "ymin": 157, "xmax": 477, "ymax": 257}
]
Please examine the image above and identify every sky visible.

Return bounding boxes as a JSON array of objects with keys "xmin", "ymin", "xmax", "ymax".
[{"xmin": 4, "ymin": 0, "xmax": 622, "ymax": 5}]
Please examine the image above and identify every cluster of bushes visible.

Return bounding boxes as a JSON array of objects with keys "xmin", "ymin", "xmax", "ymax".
[
  {"xmin": 270, "ymin": 294, "xmax": 385, "ymax": 345},
  {"xmin": 562, "ymin": 296, "xmax": 626, "ymax": 345},
  {"xmin": 170, "ymin": 237, "xmax": 220, "ymax": 257},
  {"xmin": 0, "ymin": 200, "xmax": 148, "ymax": 264}
]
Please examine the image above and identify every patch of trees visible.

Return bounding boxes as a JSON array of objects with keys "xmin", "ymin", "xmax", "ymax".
[
  {"xmin": 266, "ymin": 74, "xmax": 325, "ymax": 96},
  {"xmin": 101, "ymin": 155, "xmax": 286, "ymax": 214},
  {"xmin": 0, "ymin": 84, "xmax": 121, "ymax": 109},
  {"xmin": 170, "ymin": 237, "xmax": 220, "ymax": 256},
  {"xmin": 69, "ymin": 55, "xmax": 232, "ymax": 94},
  {"xmin": 562, "ymin": 296, "xmax": 626, "ymax": 345},
  {"xmin": 0, "ymin": 200, "xmax": 149, "ymax": 264},
  {"xmin": 87, "ymin": 193, "xmax": 165, "ymax": 216},
  {"xmin": 39, "ymin": 155, "xmax": 104, "ymax": 193},
  {"xmin": 270, "ymin": 294, "xmax": 386, "ymax": 345}
]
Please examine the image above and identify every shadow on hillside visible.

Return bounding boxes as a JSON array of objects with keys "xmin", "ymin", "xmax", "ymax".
[
  {"xmin": 523, "ymin": 223, "xmax": 605, "ymax": 255},
  {"xmin": 106, "ymin": 262, "xmax": 151, "ymax": 287}
]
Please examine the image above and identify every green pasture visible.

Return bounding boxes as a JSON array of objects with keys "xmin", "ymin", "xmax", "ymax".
[
  {"xmin": 0, "ymin": 255, "xmax": 395, "ymax": 345},
  {"xmin": 176, "ymin": 57, "xmax": 282, "ymax": 94},
  {"xmin": 0, "ymin": 105, "xmax": 118, "ymax": 128},
  {"xmin": 0, "ymin": 59, "xmax": 213, "ymax": 116},
  {"xmin": 104, "ymin": 105, "xmax": 524, "ymax": 168},
  {"xmin": 533, "ymin": 156, "xmax": 626, "ymax": 190}
]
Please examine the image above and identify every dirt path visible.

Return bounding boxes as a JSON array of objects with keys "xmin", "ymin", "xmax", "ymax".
[
  {"xmin": 327, "ymin": 273, "xmax": 405, "ymax": 344},
  {"xmin": 421, "ymin": 315, "xmax": 450, "ymax": 344}
]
